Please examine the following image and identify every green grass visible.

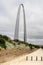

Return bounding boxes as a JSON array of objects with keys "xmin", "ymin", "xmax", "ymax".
[{"xmin": 0, "ymin": 34, "xmax": 43, "ymax": 49}]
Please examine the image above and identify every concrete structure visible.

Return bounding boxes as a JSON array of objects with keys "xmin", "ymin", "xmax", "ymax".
[
  {"xmin": 25, "ymin": 48, "xmax": 43, "ymax": 61},
  {"xmin": 14, "ymin": 4, "xmax": 26, "ymax": 43}
]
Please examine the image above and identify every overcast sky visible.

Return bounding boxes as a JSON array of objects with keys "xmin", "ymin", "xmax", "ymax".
[{"xmin": 0, "ymin": 0, "xmax": 43, "ymax": 41}]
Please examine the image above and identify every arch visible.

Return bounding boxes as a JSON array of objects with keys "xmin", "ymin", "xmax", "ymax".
[{"xmin": 14, "ymin": 4, "xmax": 26, "ymax": 42}]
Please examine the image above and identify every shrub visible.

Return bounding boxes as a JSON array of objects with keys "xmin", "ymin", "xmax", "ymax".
[
  {"xmin": 18, "ymin": 42, "xmax": 20, "ymax": 45},
  {"xmin": 8, "ymin": 40, "xmax": 12, "ymax": 43},
  {"xmin": 34, "ymin": 45, "xmax": 40, "ymax": 48},
  {"xmin": 0, "ymin": 39, "xmax": 6, "ymax": 49},
  {"xmin": 29, "ymin": 44, "xmax": 33, "ymax": 49},
  {"xmin": 41, "ymin": 46, "xmax": 43, "ymax": 49},
  {"xmin": 2, "ymin": 35, "xmax": 9, "ymax": 41},
  {"xmin": 14, "ymin": 39, "xmax": 19, "ymax": 42},
  {"xmin": 0, "ymin": 35, "xmax": 2, "ymax": 38},
  {"xmin": 13, "ymin": 43, "xmax": 16, "ymax": 46},
  {"xmin": 25, "ymin": 43, "xmax": 29, "ymax": 46}
]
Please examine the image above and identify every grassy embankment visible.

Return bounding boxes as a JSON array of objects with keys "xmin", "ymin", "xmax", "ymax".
[
  {"xmin": 0, "ymin": 34, "xmax": 43, "ymax": 63},
  {"xmin": 0, "ymin": 34, "xmax": 43, "ymax": 49}
]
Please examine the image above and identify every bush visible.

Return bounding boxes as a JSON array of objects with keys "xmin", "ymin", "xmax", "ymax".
[
  {"xmin": 25, "ymin": 43, "xmax": 29, "ymax": 46},
  {"xmin": 14, "ymin": 39, "xmax": 19, "ymax": 42},
  {"xmin": 2, "ymin": 35, "xmax": 9, "ymax": 41},
  {"xmin": 0, "ymin": 39, "xmax": 6, "ymax": 49},
  {"xmin": 34, "ymin": 45, "xmax": 40, "ymax": 48},
  {"xmin": 13, "ymin": 43, "xmax": 16, "ymax": 46},
  {"xmin": 8, "ymin": 40, "xmax": 12, "ymax": 43},
  {"xmin": 29, "ymin": 44, "xmax": 33, "ymax": 49},
  {"xmin": 0, "ymin": 35, "xmax": 2, "ymax": 38},
  {"xmin": 18, "ymin": 42, "xmax": 20, "ymax": 45},
  {"xmin": 41, "ymin": 46, "xmax": 43, "ymax": 49}
]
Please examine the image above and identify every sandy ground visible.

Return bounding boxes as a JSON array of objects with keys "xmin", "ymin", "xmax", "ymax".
[
  {"xmin": 0, "ymin": 48, "xmax": 43, "ymax": 65},
  {"xmin": 0, "ymin": 48, "xmax": 36, "ymax": 63}
]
